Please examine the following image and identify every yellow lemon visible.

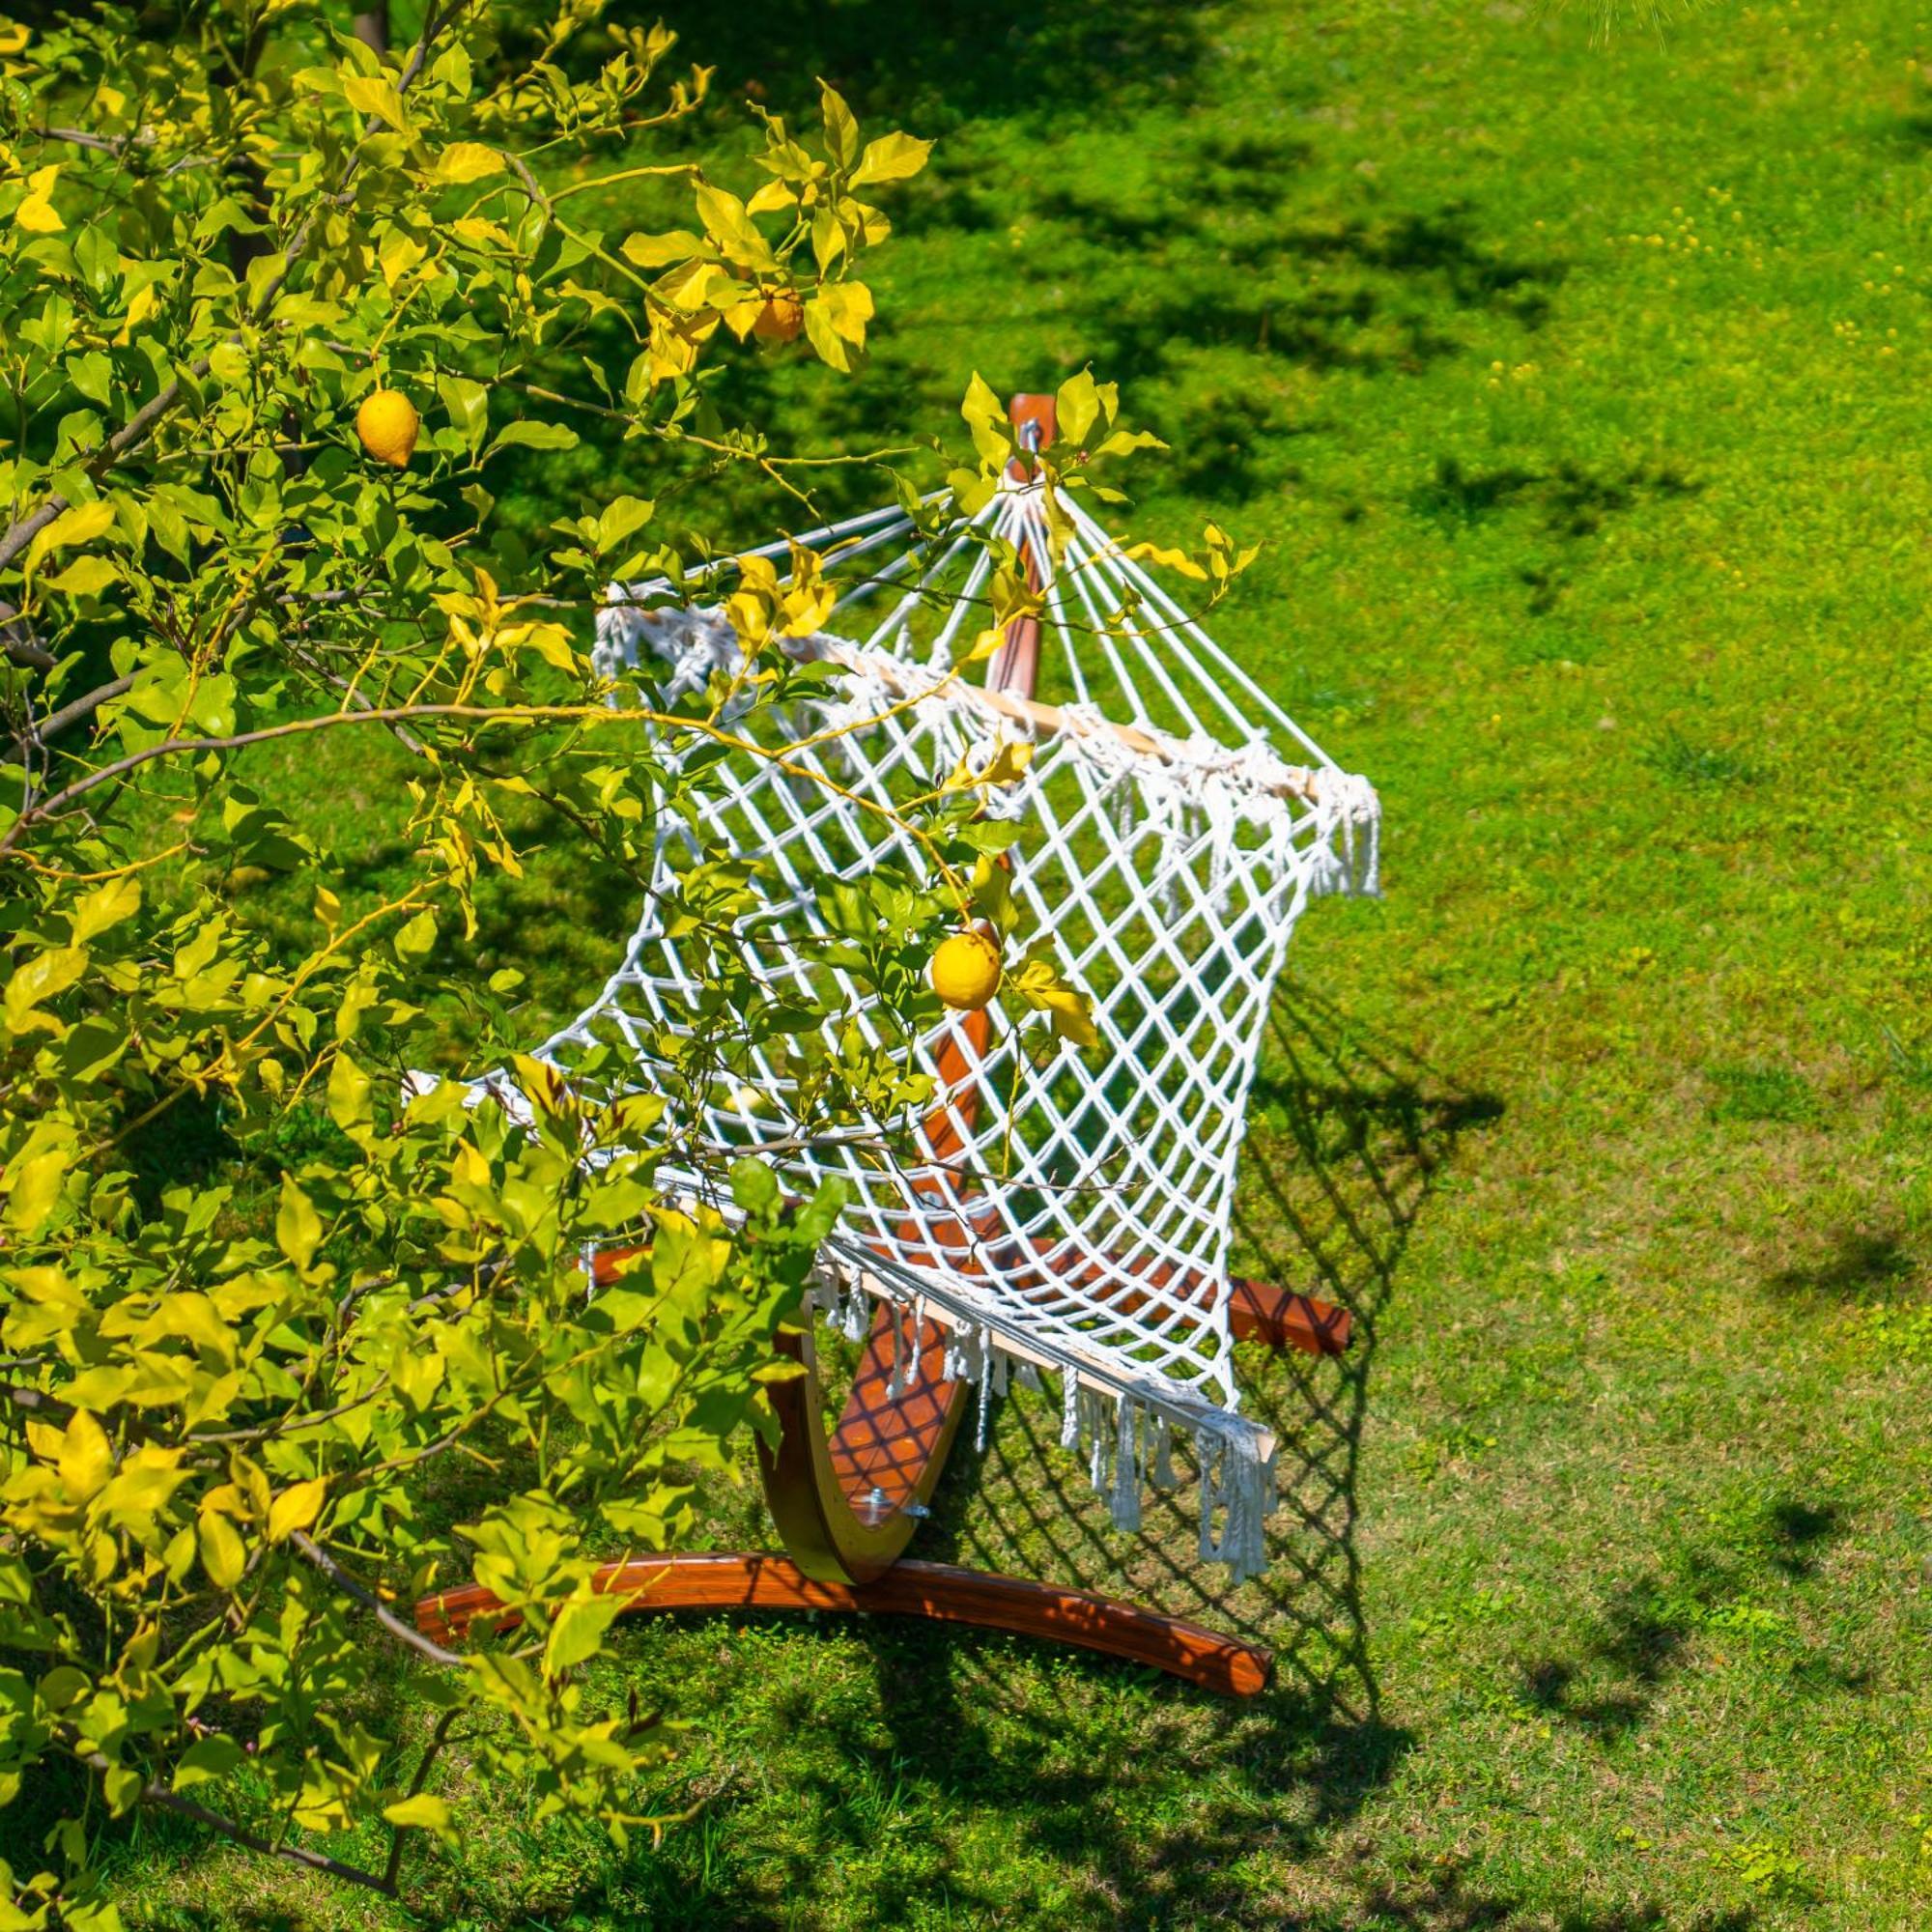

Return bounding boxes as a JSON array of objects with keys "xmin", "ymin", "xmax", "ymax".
[
  {"xmin": 753, "ymin": 289, "xmax": 805, "ymax": 343},
  {"xmin": 931, "ymin": 930, "xmax": 1002, "ymax": 1011},
  {"xmin": 355, "ymin": 388, "xmax": 419, "ymax": 468}
]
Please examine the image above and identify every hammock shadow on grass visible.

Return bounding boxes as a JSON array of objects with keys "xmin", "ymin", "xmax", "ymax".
[{"xmin": 921, "ymin": 978, "xmax": 1498, "ymax": 1719}]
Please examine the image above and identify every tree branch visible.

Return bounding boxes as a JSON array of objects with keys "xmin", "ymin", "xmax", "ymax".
[
  {"xmin": 289, "ymin": 1529, "xmax": 469, "ymax": 1667},
  {"xmin": 1, "ymin": 1381, "xmax": 76, "ymax": 1427},
  {"xmin": 384, "ymin": 1705, "xmax": 461, "ymax": 1892},
  {"xmin": 8, "ymin": 673, "xmax": 134, "ymax": 761},
  {"xmin": 74, "ymin": 1748, "xmax": 396, "ymax": 1897},
  {"xmin": 1, "ymin": 602, "xmax": 55, "ymax": 671}
]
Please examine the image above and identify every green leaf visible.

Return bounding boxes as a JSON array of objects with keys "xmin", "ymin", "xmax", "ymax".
[
  {"xmin": 729, "ymin": 1158, "xmax": 779, "ymax": 1213},
  {"xmin": 173, "ymin": 1736, "xmax": 244, "ymax": 1791},
  {"xmin": 393, "ymin": 908, "xmax": 438, "ymax": 959},
  {"xmin": 483, "ymin": 420, "xmax": 580, "ymax": 459},
  {"xmin": 276, "ymin": 1177, "xmax": 323, "ymax": 1272},
  {"xmin": 545, "ymin": 1591, "xmax": 622, "ymax": 1674},
  {"xmin": 598, "ymin": 496, "xmax": 655, "ymax": 551},
  {"xmin": 327, "ymin": 1051, "xmax": 373, "ymax": 1131},
  {"xmin": 437, "ymin": 374, "xmax": 490, "ymax": 452}
]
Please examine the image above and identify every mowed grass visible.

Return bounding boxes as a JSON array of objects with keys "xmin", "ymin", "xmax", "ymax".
[{"xmin": 94, "ymin": 0, "xmax": 1932, "ymax": 1925}]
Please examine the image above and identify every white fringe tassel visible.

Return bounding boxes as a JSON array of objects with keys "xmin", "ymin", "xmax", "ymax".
[{"xmin": 802, "ymin": 1277, "xmax": 1278, "ymax": 1582}]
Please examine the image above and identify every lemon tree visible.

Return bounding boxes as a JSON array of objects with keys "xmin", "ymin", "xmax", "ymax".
[{"xmin": 0, "ymin": 2, "xmax": 1003, "ymax": 1918}]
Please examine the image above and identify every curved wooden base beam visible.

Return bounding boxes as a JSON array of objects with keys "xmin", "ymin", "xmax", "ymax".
[
  {"xmin": 1230, "ymin": 1277, "xmax": 1352, "ymax": 1356},
  {"xmin": 415, "ymin": 1552, "xmax": 1271, "ymax": 1697}
]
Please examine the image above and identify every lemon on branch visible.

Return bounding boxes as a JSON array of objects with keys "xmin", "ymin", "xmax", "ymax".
[
  {"xmin": 931, "ymin": 929, "xmax": 1002, "ymax": 1011},
  {"xmin": 355, "ymin": 387, "xmax": 419, "ymax": 468}
]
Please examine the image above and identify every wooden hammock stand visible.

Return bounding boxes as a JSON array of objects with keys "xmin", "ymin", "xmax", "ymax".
[{"xmin": 415, "ymin": 399, "xmax": 1353, "ymax": 1697}]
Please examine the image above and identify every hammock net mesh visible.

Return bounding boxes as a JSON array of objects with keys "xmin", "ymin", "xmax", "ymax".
[{"xmin": 530, "ymin": 479, "xmax": 1378, "ymax": 1577}]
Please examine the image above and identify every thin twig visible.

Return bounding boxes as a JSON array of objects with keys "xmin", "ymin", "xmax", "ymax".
[
  {"xmin": 383, "ymin": 1706, "xmax": 463, "ymax": 1892},
  {"xmin": 289, "ymin": 1528, "xmax": 469, "ymax": 1667}
]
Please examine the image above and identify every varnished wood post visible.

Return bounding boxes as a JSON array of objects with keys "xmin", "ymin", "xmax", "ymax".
[{"xmin": 985, "ymin": 393, "xmax": 1056, "ymax": 699}]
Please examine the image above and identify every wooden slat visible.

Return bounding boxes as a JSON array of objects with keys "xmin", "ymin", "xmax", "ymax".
[{"xmin": 415, "ymin": 1551, "xmax": 1271, "ymax": 1697}]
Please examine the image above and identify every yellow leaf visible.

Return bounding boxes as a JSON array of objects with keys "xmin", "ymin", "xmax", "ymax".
[
  {"xmin": 621, "ymin": 228, "xmax": 704, "ymax": 269},
  {"xmin": 1055, "ymin": 368, "xmax": 1102, "ymax": 447},
  {"xmin": 1123, "ymin": 540, "xmax": 1208, "ymax": 582},
  {"xmin": 436, "ymin": 141, "xmax": 502, "ymax": 185},
  {"xmin": 970, "ymin": 854, "xmax": 1018, "ymax": 937},
  {"xmin": 58, "ymin": 1411, "xmax": 114, "ymax": 1501},
  {"xmin": 14, "ymin": 163, "xmax": 63, "ymax": 235},
  {"xmin": 72, "ymin": 875, "xmax": 141, "ymax": 944},
  {"xmin": 3, "ymin": 1151, "xmax": 68, "ymax": 1235},
  {"xmin": 979, "ymin": 741, "xmax": 1034, "ymax": 789},
  {"xmin": 341, "ymin": 72, "xmax": 411, "ymax": 130},
  {"xmin": 815, "ymin": 280, "xmax": 873, "ymax": 344},
  {"xmin": 851, "ymin": 131, "xmax": 932, "ymax": 186},
  {"xmin": 197, "ymin": 1510, "xmax": 246, "ymax": 1590},
  {"xmin": 693, "ymin": 181, "xmax": 777, "ymax": 273},
  {"xmin": 43, "ymin": 555, "xmax": 120, "ymax": 597},
  {"xmin": 819, "ymin": 81, "xmax": 860, "ymax": 168},
  {"xmin": 804, "ymin": 284, "xmax": 872, "ymax": 370},
  {"xmin": 4, "ymin": 944, "xmax": 87, "ymax": 1028},
  {"xmin": 1009, "ymin": 956, "xmax": 1100, "ymax": 1049},
  {"xmin": 378, "ymin": 227, "xmax": 425, "ymax": 290},
  {"xmin": 960, "ymin": 372, "xmax": 1011, "ymax": 469},
  {"xmin": 745, "ymin": 180, "xmax": 796, "ymax": 216},
  {"xmin": 266, "ymin": 1477, "xmax": 326, "ymax": 1544},
  {"xmin": 24, "ymin": 499, "xmax": 114, "ymax": 578},
  {"xmin": 327, "ymin": 1050, "xmax": 373, "ymax": 1130},
  {"xmin": 451, "ymin": 215, "xmax": 514, "ymax": 249},
  {"xmin": 382, "ymin": 1792, "xmax": 454, "ymax": 1838}
]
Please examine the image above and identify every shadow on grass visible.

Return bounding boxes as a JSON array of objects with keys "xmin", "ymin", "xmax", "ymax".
[
  {"xmin": 518, "ymin": 113, "xmax": 1577, "ymax": 539},
  {"xmin": 1515, "ymin": 1499, "xmax": 1863, "ymax": 1746},
  {"xmin": 1767, "ymin": 1226, "xmax": 1917, "ymax": 1300},
  {"xmin": 910, "ymin": 979, "xmax": 1501, "ymax": 1716},
  {"xmin": 643, "ymin": 0, "xmax": 1216, "ymax": 128}
]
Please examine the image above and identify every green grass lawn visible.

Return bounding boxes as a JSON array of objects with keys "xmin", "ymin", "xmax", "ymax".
[{"xmin": 97, "ymin": 0, "xmax": 1932, "ymax": 1923}]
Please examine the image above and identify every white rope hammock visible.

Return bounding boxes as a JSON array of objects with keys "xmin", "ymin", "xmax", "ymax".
[{"xmin": 468, "ymin": 477, "xmax": 1378, "ymax": 1580}]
